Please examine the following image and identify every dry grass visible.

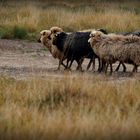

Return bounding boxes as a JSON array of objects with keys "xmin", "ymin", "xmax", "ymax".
[
  {"xmin": 0, "ymin": 74, "xmax": 140, "ymax": 140},
  {"xmin": 0, "ymin": 1, "xmax": 140, "ymax": 139},
  {"xmin": 0, "ymin": 1, "xmax": 140, "ymax": 39}
]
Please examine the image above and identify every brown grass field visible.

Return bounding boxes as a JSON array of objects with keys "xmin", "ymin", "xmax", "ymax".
[
  {"xmin": 0, "ymin": 75, "xmax": 140, "ymax": 140},
  {"xmin": 0, "ymin": 0, "xmax": 140, "ymax": 140},
  {"xmin": 0, "ymin": 0, "xmax": 140, "ymax": 39}
]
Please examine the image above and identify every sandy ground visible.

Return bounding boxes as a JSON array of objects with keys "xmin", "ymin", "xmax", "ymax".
[{"xmin": 0, "ymin": 39, "xmax": 139, "ymax": 80}]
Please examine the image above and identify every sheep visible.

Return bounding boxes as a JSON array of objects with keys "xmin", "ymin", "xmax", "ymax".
[
  {"xmin": 80, "ymin": 28, "xmax": 108, "ymax": 71},
  {"xmin": 38, "ymin": 29, "xmax": 66, "ymax": 70},
  {"xmin": 95, "ymin": 30, "xmax": 140, "ymax": 72},
  {"xmin": 115, "ymin": 31, "xmax": 140, "ymax": 72},
  {"xmin": 50, "ymin": 27, "xmax": 96, "ymax": 71},
  {"xmin": 88, "ymin": 30, "xmax": 140, "ymax": 74},
  {"xmin": 50, "ymin": 27, "xmax": 108, "ymax": 71},
  {"xmin": 38, "ymin": 27, "xmax": 93, "ymax": 71},
  {"xmin": 119, "ymin": 30, "xmax": 140, "ymax": 36},
  {"xmin": 52, "ymin": 28, "xmax": 108, "ymax": 71},
  {"xmin": 38, "ymin": 30, "xmax": 52, "ymax": 51},
  {"xmin": 38, "ymin": 27, "xmax": 107, "ymax": 71},
  {"xmin": 49, "ymin": 26, "xmax": 68, "ymax": 70},
  {"xmin": 52, "ymin": 31, "xmax": 101, "ymax": 71},
  {"xmin": 50, "ymin": 26, "xmax": 63, "ymax": 34}
]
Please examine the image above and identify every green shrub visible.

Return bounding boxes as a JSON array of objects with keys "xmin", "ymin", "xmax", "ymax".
[
  {"xmin": 0, "ymin": 27, "xmax": 13, "ymax": 39},
  {"xmin": 13, "ymin": 26, "xmax": 28, "ymax": 39}
]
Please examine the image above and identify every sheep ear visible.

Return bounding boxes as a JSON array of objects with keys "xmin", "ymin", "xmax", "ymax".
[
  {"xmin": 96, "ymin": 32, "xmax": 101, "ymax": 37},
  {"xmin": 43, "ymin": 32, "xmax": 46, "ymax": 36},
  {"xmin": 48, "ymin": 35, "xmax": 51, "ymax": 40},
  {"xmin": 88, "ymin": 38, "xmax": 91, "ymax": 43},
  {"xmin": 97, "ymin": 29, "xmax": 108, "ymax": 34},
  {"xmin": 90, "ymin": 34, "xmax": 94, "ymax": 38},
  {"xmin": 53, "ymin": 30, "xmax": 57, "ymax": 34}
]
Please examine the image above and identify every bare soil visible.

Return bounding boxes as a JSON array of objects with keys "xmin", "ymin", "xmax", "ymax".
[{"xmin": 0, "ymin": 39, "xmax": 139, "ymax": 81}]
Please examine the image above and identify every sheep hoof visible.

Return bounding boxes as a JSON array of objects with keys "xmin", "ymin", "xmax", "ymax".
[
  {"xmin": 109, "ymin": 72, "xmax": 112, "ymax": 75},
  {"xmin": 123, "ymin": 69, "xmax": 126, "ymax": 72},
  {"xmin": 64, "ymin": 68, "xmax": 71, "ymax": 71},
  {"xmin": 57, "ymin": 67, "xmax": 60, "ymax": 71},
  {"xmin": 80, "ymin": 69, "xmax": 84, "ymax": 72},
  {"xmin": 92, "ymin": 69, "xmax": 96, "ymax": 72}
]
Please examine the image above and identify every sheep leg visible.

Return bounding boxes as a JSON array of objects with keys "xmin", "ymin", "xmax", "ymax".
[
  {"xmin": 101, "ymin": 60, "xmax": 106, "ymax": 73},
  {"xmin": 65, "ymin": 59, "xmax": 70, "ymax": 70},
  {"xmin": 98, "ymin": 58, "xmax": 105, "ymax": 72},
  {"xmin": 115, "ymin": 62, "xmax": 126, "ymax": 72},
  {"xmin": 57, "ymin": 60, "xmax": 65, "ymax": 70},
  {"xmin": 77, "ymin": 59, "xmax": 83, "ymax": 71},
  {"xmin": 110, "ymin": 62, "xmax": 113, "ymax": 74},
  {"xmin": 68, "ymin": 59, "xmax": 74, "ymax": 70},
  {"xmin": 98, "ymin": 59, "xmax": 102, "ymax": 72},
  {"xmin": 57, "ymin": 60, "xmax": 61, "ymax": 70},
  {"xmin": 86, "ymin": 57, "xmax": 96, "ymax": 71},
  {"xmin": 87, "ymin": 59, "xmax": 92, "ymax": 70},
  {"xmin": 105, "ymin": 62, "xmax": 109, "ymax": 74},
  {"xmin": 97, "ymin": 58, "xmax": 101, "ymax": 72},
  {"xmin": 132, "ymin": 64, "xmax": 138, "ymax": 72},
  {"xmin": 57, "ymin": 59, "xmax": 67, "ymax": 70},
  {"xmin": 92, "ymin": 57, "xmax": 96, "ymax": 72},
  {"xmin": 115, "ymin": 62, "xmax": 121, "ymax": 71},
  {"xmin": 103, "ymin": 62, "xmax": 107, "ymax": 72},
  {"xmin": 57, "ymin": 60, "xmax": 64, "ymax": 70},
  {"xmin": 122, "ymin": 63, "xmax": 126, "ymax": 72},
  {"xmin": 61, "ymin": 62, "xmax": 67, "ymax": 69}
]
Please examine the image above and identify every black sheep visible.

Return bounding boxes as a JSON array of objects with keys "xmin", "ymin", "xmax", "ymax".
[{"xmin": 52, "ymin": 31, "xmax": 100, "ymax": 71}]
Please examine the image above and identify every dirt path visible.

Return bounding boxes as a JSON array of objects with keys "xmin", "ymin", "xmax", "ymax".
[{"xmin": 0, "ymin": 39, "xmax": 139, "ymax": 80}]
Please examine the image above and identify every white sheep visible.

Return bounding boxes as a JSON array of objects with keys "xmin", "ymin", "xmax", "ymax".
[
  {"xmin": 88, "ymin": 30, "xmax": 140, "ymax": 74},
  {"xmin": 38, "ymin": 29, "xmax": 66, "ymax": 70}
]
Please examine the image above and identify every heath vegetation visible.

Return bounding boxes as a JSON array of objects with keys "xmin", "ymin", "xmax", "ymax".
[
  {"xmin": 0, "ymin": 1, "xmax": 140, "ymax": 140},
  {"xmin": 0, "ymin": 0, "xmax": 140, "ymax": 40},
  {"xmin": 0, "ymin": 75, "xmax": 140, "ymax": 140}
]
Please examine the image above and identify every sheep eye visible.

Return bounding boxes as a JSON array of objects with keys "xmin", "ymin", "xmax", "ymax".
[
  {"xmin": 53, "ymin": 30, "xmax": 56, "ymax": 33},
  {"xmin": 43, "ymin": 32, "xmax": 46, "ymax": 36},
  {"xmin": 90, "ymin": 34, "xmax": 95, "ymax": 37},
  {"xmin": 48, "ymin": 36, "xmax": 51, "ymax": 40}
]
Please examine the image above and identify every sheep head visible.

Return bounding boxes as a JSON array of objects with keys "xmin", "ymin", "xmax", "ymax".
[
  {"xmin": 38, "ymin": 30, "xmax": 53, "ymax": 51},
  {"xmin": 49, "ymin": 27, "xmax": 63, "ymax": 45},
  {"xmin": 88, "ymin": 30, "xmax": 104, "ymax": 46},
  {"xmin": 50, "ymin": 26, "xmax": 63, "ymax": 35}
]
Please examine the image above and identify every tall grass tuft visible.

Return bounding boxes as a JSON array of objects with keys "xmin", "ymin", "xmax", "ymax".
[
  {"xmin": 0, "ymin": 74, "xmax": 140, "ymax": 139},
  {"xmin": 13, "ymin": 26, "xmax": 28, "ymax": 39},
  {"xmin": 0, "ymin": 1, "xmax": 140, "ymax": 39}
]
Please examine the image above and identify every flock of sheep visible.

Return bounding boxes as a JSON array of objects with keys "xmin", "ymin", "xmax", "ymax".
[{"xmin": 38, "ymin": 27, "xmax": 140, "ymax": 74}]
